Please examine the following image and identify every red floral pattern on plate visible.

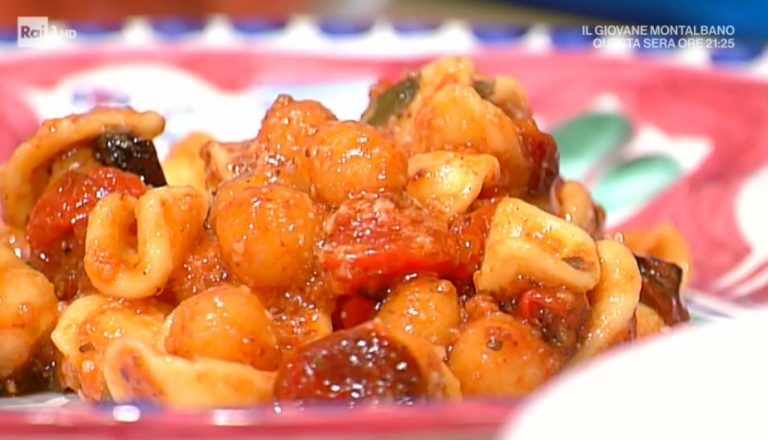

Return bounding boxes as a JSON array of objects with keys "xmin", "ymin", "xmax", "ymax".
[{"xmin": 0, "ymin": 47, "xmax": 766, "ymax": 436}]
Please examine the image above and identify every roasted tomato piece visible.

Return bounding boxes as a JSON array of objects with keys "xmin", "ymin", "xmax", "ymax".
[
  {"xmin": 448, "ymin": 201, "xmax": 498, "ymax": 281},
  {"xmin": 26, "ymin": 167, "xmax": 147, "ymax": 299},
  {"xmin": 259, "ymin": 284, "xmax": 334, "ymax": 353},
  {"xmin": 517, "ymin": 118, "xmax": 559, "ymax": 196},
  {"xmin": 274, "ymin": 320, "xmax": 428, "ymax": 405},
  {"xmin": 318, "ymin": 193, "xmax": 457, "ymax": 296},
  {"xmin": 27, "ymin": 167, "xmax": 146, "ymax": 252},
  {"xmin": 636, "ymin": 255, "xmax": 689, "ymax": 326},
  {"xmin": 332, "ymin": 296, "xmax": 378, "ymax": 330},
  {"xmin": 513, "ymin": 288, "xmax": 591, "ymax": 355}
]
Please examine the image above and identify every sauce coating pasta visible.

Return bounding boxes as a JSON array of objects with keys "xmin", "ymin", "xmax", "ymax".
[{"xmin": 0, "ymin": 57, "xmax": 690, "ymax": 406}]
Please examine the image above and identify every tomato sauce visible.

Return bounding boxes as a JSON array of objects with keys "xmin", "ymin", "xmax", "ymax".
[{"xmin": 26, "ymin": 167, "xmax": 147, "ymax": 299}]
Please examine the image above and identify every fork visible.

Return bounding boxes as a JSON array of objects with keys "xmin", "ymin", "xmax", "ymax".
[{"xmin": 712, "ymin": 165, "xmax": 768, "ymax": 297}]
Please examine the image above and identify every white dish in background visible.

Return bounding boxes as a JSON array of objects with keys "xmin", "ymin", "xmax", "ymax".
[{"xmin": 503, "ymin": 308, "xmax": 768, "ymax": 440}]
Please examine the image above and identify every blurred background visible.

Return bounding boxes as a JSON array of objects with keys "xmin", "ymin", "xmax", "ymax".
[{"xmin": 0, "ymin": 0, "xmax": 764, "ymax": 40}]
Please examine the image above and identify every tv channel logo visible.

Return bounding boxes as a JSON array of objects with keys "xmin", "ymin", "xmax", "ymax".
[{"xmin": 18, "ymin": 17, "xmax": 77, "ymax": 48}]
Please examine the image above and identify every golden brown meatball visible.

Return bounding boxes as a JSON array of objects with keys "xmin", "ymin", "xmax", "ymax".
[
  {"xmin": 259, "ymin": 95, "xmax": 337, "ymax": 158},
  {"xmin": 164, "ymin": 285, "xmax": 281, "ymax": 371},
  {"xmin": 307, "ymin": 121, "xmax": 408, "ymax": 204},
  {"xmin": 448, "ymin": 313, "xmax": 560, "ymax": 396},
  {"xmin": 251, "ymin": 95, "xmax": 338, "ymax": 191},
  {"xmin": 378, "ymin": 276, "xmax": 460, "ymax": 347},
  {"xmin": 0, "ymin": 260, "xmax": 58, "ymax": 380},
  {"xmin": 210, "ymin": 171, "xmax": 279, "ymax": 229},
  {"xmin": 214, "ymin": 184, "xmax": 322, "ymax": 290}
]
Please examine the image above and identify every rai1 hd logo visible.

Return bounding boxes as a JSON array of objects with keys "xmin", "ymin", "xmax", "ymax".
[{"xmin": 17, "ymin": 17, "xmax": 77, "ymax": 48}]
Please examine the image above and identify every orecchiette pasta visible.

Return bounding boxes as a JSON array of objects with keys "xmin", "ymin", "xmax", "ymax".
[
  {"xmin": 47, "ymin": 145, "xmax": 101, "ymax": 188},
  {"xmin": 84, "ymin": 186, "xmax": 207, "ymax": 299},
  {"xmin": 103, "ymin": 338, "xmax": 276, "ymax": 408},
  {"xmin": 485, "ymin": 75, "xmax": 531, "ymax": 120},
  {"xmin": 618, "ymin": 223, "xmax": 692, "ymax": 289},
  {"xmin": 399, "ymin": 332, "xmax": 463, "ymax": 401},
  {"xmin": 161, "ymin": 132, "xmax": 211, "ymax": 194},
  {"xmin": 51, "ymin": 295, "xmax": 168, "ymax": 401},
  {"xmin": 571, "ymin": 239, "xmax": 642, "ymax": 363},
  {"xmin": 419, "ymin": 57, "xmax": 476, "ymax": 102},
  {"xmin": 554, "ymin": 180, "xmax": 605, "ymax": 238},
  {"xmin": 635, "ymin": 302, "xmax": 666, "ymax": 338},
  {"xmin": 50, "ymin": 294, "xmax": 108, "ymax": 361},
  {"xmin": 413, "ymin": 84, "xmax": 530, "ymax": 193},
  {"xmin": 475, "ymin": 197, "xmax": 601, "ymax": 298},
  {"xmin": 406, "ymin": 151, "xmax": 500, "ymax": 221},
  {"xmin": 0, "ymin": 107, "xmax": 164, "ymax": 229},
  {"xmin": 200, "ymin": 139, "xmax": 251, "ymax": 190}
]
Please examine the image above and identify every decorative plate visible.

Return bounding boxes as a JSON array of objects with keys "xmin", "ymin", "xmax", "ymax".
[{"xmin": 0, "ymin": 16, "xmax": 765, "ymax": 438}]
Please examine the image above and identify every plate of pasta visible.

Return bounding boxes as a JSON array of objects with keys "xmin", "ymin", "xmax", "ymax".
[{"xmin": 0, "ymin": 26, "xmax": 766, "ymax": 437}]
